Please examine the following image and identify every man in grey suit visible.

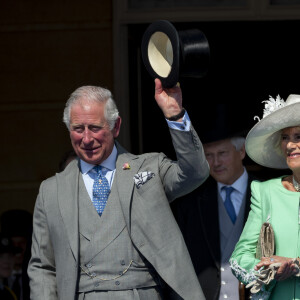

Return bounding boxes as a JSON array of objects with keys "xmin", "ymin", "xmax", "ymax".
[{"xmin": 28, "ymin": 78, "xmax": 209, "ymax": 299}]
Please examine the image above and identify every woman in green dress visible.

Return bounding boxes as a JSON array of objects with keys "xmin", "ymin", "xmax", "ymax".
[{"xmin": 230, "ymin": 94, "xmax": 300, "ymax": 300}]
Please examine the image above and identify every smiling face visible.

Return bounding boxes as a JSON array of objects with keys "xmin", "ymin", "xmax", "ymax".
[
  {"xmin": 70, "ymin": 100, "xmax": 121, "ymax": 165},
  {"xmin": 280, "ymin": 126, "xmax": 300, "ymax": 172},
  {"xmin": 204, "ymin": 138, "xmax": 245, "ymax": 185}
]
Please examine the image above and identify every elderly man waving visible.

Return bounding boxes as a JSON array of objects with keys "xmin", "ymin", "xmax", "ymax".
[{"xmin": 28, "ymin": 79, "xmax": 209, "ymax": 300}]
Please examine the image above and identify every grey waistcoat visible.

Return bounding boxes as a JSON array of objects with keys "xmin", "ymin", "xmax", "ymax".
[
  {"xmin": 218, "ymin": 191, "xmax": 247, "ymax": 300},
  {"xmin": 77, "ymin": 175, "xmax": 159, "ymax": 293}
]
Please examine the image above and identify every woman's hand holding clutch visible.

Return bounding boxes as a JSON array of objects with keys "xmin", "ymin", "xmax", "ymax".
[{"xmin": 255, "ymin": 256, "xmax": 299, "ymax": 281}]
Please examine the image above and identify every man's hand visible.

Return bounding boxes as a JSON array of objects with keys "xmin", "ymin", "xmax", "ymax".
[{"xmin": 154, "ymin": 78, "xmax": 183, "ymax": 121}]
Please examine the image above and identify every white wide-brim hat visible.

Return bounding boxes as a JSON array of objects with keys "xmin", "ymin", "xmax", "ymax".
[{"xmin": 246, "ymin": 94, "xmax": 300, "ymax": 169}]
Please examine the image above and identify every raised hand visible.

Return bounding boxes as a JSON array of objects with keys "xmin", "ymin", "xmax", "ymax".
[{"xmin": 154, "ymin": 78, "xmax": 183, "ymax": 121}]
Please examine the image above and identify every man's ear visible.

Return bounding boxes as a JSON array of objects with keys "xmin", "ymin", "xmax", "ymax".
[
  {"xmin": 112, "ymin": 116, "xmax": 122, "ymax": 138},
  {"xmin": 239, "ymin": 144, "xmax": 246, "ymax": 160}
]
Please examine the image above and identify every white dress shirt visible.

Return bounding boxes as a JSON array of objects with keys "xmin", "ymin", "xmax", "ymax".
[
  {"xmin": 80, "ymin": 146, "xmax": 117, "ymax": 200},
  {"xmin": 217, "ymin": 168, "xmax": 249, "ymax": 216}
]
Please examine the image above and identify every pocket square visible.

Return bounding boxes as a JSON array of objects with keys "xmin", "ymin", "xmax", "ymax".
[{"xmin": 133, "ymin": 171, "xmax": 155, "ymax": 189}]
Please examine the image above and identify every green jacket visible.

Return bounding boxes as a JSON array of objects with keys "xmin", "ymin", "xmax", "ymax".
[{"xmin": 230, "ymin": 177, "xmax": 300, "ymax": 300}]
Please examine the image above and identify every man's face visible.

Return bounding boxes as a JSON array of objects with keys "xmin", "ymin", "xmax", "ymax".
[
  {"xmin": 204, "ymin": 138, "xmax": 245, "ymax": 185},
  {"xmin": 70, "ymin": 101, "xmax": 121, "ymax": 165}
]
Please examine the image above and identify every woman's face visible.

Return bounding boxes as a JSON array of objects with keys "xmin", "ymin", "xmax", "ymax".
[{"xmin": 280, "ymin": 126, "xmax": 300, "ymax": 171}]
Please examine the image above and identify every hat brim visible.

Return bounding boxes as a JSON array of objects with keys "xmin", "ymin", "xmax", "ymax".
[
  {"xmin": 246, "ymin": 102, "xmax": 300, "ymax": 169},
  {"xmin": 141, "ymin": 20, "xmax": 180, "ymax": 88}
]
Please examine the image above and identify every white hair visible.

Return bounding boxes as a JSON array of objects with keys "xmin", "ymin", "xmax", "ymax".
[
  {"xmin": 230, "ymin": 137, "xmax": 245, "ymax": 151},
  {"xmin": 63, "ymin": 85, "xmax": 119, "ymax": 130}
]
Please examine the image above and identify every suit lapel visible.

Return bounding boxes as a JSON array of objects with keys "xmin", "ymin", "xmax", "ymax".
[
  {"xmin": 113, "ymin": 142, "xmax": 144, "ymax": 230},
  {"xmin": 198, "ymin": 179, "xmax": 221, "ymax": 267},
  {"xmin": 56, "ymin": 159, "xmax": 80, "ymax": 262},
  {"xmin": 244, "ymin": 174, "xmax": 254, "ymax": 224},
  {"xmin": 55, "ymin": 143, "xmax": 146, "ymax": 263},
  {"xmin": 201, "ymin": 176, "xmax": 254, "ymax": 264}
]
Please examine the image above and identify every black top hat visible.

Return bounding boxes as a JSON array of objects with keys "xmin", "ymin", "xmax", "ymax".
[
  {"xmin": 141, "ymin": 20, "xmax": 210, "ymax": 88},
  {"xmin": 198, "ymin": 103, "xmax": 248, "ymax": 144}
]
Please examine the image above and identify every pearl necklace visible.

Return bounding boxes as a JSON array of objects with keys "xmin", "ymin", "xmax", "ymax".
[{"xmin": 293, "ymin": 176, "xmax": 300, "ymax": 192}]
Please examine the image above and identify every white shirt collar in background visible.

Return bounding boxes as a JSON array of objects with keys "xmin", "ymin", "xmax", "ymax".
[{"xmin": 217, "ymin": 168, "xmax": 248, "ymax": 215}]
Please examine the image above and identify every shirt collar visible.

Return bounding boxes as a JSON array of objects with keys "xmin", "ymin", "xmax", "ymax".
[
  {"xmin": 80, "ymin": 145, "xmax": 117, "ymax": 174},
  {"xmin": 217, "ymin": 167, "xmax": 248, "ymax": 195}
]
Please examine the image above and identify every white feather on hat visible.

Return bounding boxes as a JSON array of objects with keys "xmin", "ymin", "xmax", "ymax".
[{"xmin": 246, "ymin": 94, "xmax": 300, "ymax": 169}]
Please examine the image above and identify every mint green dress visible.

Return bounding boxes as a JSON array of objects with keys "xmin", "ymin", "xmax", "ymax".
[{"xmin": 230, "ymin": 177, "xmax": 300, "ymax": 300}]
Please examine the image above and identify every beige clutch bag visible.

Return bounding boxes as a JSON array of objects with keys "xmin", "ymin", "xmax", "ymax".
[
  {"xmin": 245, "ymin": 222, "xmax": 276, "ymax": 295},
  {"xmin": 255, "ymin": 222, "xmax": 275, "ymax": 259}
]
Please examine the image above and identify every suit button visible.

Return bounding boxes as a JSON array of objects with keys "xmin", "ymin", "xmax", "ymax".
[
  {"xmin": 120, "ymin": 260, "xmax": 125, "ymax": 265},
  {"xmin": 115, "ymin": 281, "xmax": 120, "ymax": 285},
  {"xmin": 86, "ymin": 263, "xmax": 92, "ymax": 268}
]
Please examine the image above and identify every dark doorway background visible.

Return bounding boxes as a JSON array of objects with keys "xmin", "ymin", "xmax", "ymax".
[{"xmin": 128, "ymin": 20, "xmax": 299, "ymax": 179}]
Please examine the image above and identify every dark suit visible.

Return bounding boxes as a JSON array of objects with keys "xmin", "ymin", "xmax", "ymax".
[{"xmin": 172, "ymin": 174, "xmax": 256, "ymax": 300}]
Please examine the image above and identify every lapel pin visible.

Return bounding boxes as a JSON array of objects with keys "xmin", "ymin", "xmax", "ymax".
[{"xmin": 122, "ymin": 163, "xmax": 131, "ymax": 170}]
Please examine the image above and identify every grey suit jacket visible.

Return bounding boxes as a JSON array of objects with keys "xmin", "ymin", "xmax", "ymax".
[{"xmin": 28, "ymin": 126, "xmax": 209, "ymax": 300}]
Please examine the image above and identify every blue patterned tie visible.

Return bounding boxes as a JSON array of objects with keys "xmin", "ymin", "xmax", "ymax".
[
  {"xmin": 92, "ymin": 165, "xmax": 110, "ymax": 216},
  {"xmin": 223, "ymin": 186, "xmax": 236, "ymax": 224}
]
